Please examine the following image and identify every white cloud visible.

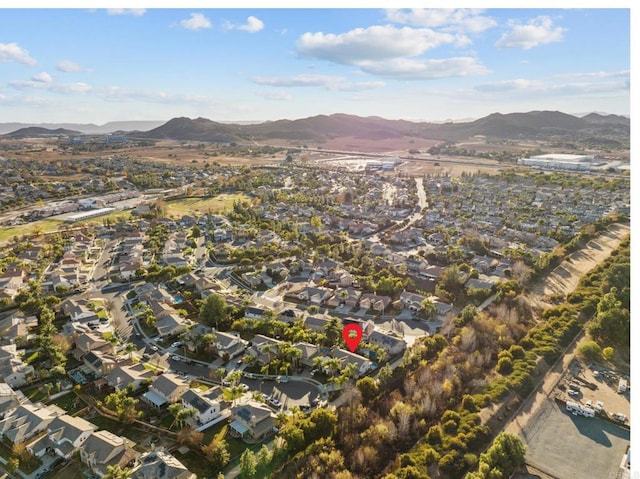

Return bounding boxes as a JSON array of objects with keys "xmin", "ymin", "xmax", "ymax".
[
  {"xmin": 9, "ymin": 78, "xmax": 92, "ymax": 93},
  {"xmin": 32, "ymin": 72, "xmax": 52, "ymax": 83},
  {"xmin": 0, "ymin": 42, "xmax": 36, "ymax": 65},
  {"xmin": 238, "ymin": 16, "xmax": 264, "ymax": 33},
  {"xmin": 179, "ymin": 13, "xmax": 212, "ymax": 31},
  {"xmin": 296, "ymin": 25, "xmax": 456, "ymax": 64},
  {"xmin": 261, "ymin": 91, "xmax": 293, "ymax": 101},
  {"xmin": 56, "ymin": 60, "xmax": 83, "ymax": 72},
  {"xmin": 475, "ymin": 78, "xmax": 628, "ymax": 96},
  {"xmin": 51, "ymin": 82, "xmax": 92, "ymax": 94},
  {"xmin": 359, "ymin": 57, "xmax": 489, "ymax": 80},
  {"xmin": 495, "ymin": 16, "xmax": 566, "ymax": 50},
  {"xmin": 106, "ymin": 9, "xmax": 146, "ymax": 16},
  {"xmin": 557, "ymin": 70, "xmax": 630, "ymax": 79},
  {"xmin": 385, "ymin": 8, "xmax": 497, "ymax": 34},
  {"xmin": 251, "ymin": 74, "xmax": 385, "ymax": 91}
]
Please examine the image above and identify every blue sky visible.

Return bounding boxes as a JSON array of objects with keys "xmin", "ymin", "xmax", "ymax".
[{"xmin": 0, "ymin": 8, "xmax": 631, "ymax": 124}]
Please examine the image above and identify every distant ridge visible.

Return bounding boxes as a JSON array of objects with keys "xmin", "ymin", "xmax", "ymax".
[
  {"xmin": 128, "ymin": 110, "xmax": 629, "ymax": 144},
  {"xmin": 5, "ymin": 127, "xmax": 82, "ymax": 138},
  {"xmin": 0, "ymin": 120, "xmax": 165, "ymax": 135},
  {"xmin": 1, "ymin": 111, "xmax": 629, "ymax": 144}
]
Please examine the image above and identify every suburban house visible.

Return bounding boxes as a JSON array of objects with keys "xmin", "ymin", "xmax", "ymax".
[
  {"xmin": 229, "ymin": 401, "xmax": 276, "ymax": 441},
  {"xmin": 244, "ymin": 306, "xmax": 267, "ymax": 320},
  {"xmin": 247, "ymin": 335, "xmax": 282, "ymax": 364},
  {"xmin": 60, "ymin": 299, "xmax": 98, "ymax": 323},
  {"xmin": 326, "ymin": 288, "xmax": 361, "ymax": 309},
  {"xmin": 359, "ymin": 294, "xmax": 392, "ymax": 313},
  {"xmin": 133, "ymin": 448, "xmax": 196, "ymax": 479},
  {"xmin": 399, "ymin": 290, "xmax": 428, "ymax": 311},
  {"xmin": 106, "ymin": 364, "xmax": 155, "ymax": 391},
  {"xmin": 143, "ymin": 373, "xmax": 189, "ymax": 409},
  {"xmin": 465, "ymin": 277, "xmax": 495, "ymax": 291},
  {"xmin": 28, "ymin": 414, "xmax": 97, "ymax": 459},
  {"xmin": 83, "ymin": 351, "xmax": 116, "ymax": 378},
  {"xmin": 366, "ymin": 330, "xmax": 406, "ymax": 357},
  {"xmin": 212, "ymin": 331, "xmax": 247, "ymax": 359},
  {"xmin": 180, "ymin": 389, "xmax": 221, "ymax": 425},
  {"xmin": 292, "ymin": 342, "xmax": 320, "ymax": 368},
  {"xmin": 297, "ymin": 286, "xmax": 332, "ymax": 305},
  {"xmin": 0, "ymin": 346, "xmax": 35, "ymax": 388},
  {"xmin": 73, "ymin": 331, "xmax": 113, "ymax": 360},
  {"xmin": 80, "ymin": 430, "xmax": 140, "ymax": 478},
  {"xmin": 330, "ymin": 348, "xmax": 372, "ymax": 377},
  {"xmin": 304, "ymin": 315, "xmax": 331, "ymax": 333},
  {"xmin": 0, "ymin": 383, "xmax": 23, "ymax": 419},
  {"xmin": 0, "ymin": 402, "xmax": 62, "ymax": 444},
  {"xmin": 155, "ymin": 313, "xmax": 189, "ymax": 338}
]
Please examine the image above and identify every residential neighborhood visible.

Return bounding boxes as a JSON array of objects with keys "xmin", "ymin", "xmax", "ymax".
[{"xmin": 0, "ymin": 148, "xmax": 630, "ymax": 479}]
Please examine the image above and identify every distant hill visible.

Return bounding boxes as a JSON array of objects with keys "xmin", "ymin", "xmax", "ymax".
[
  {"xmin": 1, "ymin": 111, "xmax": 629, "ymax": 145},
  {"xmin": 0, "ymin": 121, "xmax": 165, "ymax": 135},
  {"xmin": 5, "ymin": 127, "xmax": 82, "ymax": 138},
  {"xmin": 130, "ymin": 117, "xmax": 240, "ymax": 143}
]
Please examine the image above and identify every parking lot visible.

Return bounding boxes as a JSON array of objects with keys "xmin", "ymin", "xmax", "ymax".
[
  {"xmin": 523, "ymin": 398, "xmax": 629, "ymax": 479},
  {"xmin": 560, "ymin": 358, "xmax": 630, "ymax": 426}
]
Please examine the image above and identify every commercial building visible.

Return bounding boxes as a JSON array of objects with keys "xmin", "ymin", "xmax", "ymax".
[{"xmin": 517, "ymin": 153, "xmax": 596, "ymax": 171}]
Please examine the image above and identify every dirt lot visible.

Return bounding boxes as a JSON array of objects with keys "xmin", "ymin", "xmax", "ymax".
[{"xmin": 521, "ymin": 398, "xmax": 629, "ymax": 479}]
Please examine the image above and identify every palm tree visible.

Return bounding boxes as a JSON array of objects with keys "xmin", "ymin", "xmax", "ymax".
[
  {"xmin": 125, "ymin": 342, "xmax": 137, "ymax": 361},
  {"xmin": 223, "ymin": 385, "xmax": 246, "ymax": 406}
]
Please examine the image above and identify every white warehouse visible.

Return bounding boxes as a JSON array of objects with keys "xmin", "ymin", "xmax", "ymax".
[{"xmin": 517, "ymin": 153, "xmax": 596, "ymax": 171}]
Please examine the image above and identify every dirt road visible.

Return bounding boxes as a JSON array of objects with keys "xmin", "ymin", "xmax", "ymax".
[{"xmin": 530, "ymin": 223, "xmax": 629, "ymax": 307}]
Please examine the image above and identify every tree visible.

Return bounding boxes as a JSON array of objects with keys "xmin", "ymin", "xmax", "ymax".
[
  {"xmin": 104, "ymin": 389, "xmax": 140, "ymax": 424},
  {"xmin": 223, "ymin": 385, "xmax": 246, "ymax": 406},
  {"xmin": 125, "ymin": 342, "xmax": 137, "ymax": 361},
  {"xmin": 239, "ymin": 449, "xmax": 257, "ymax": 478},
  {"xmin": 5, "ymin": 457, "xmax": 19, "ymax": 473},
  {"xmin": 356, "ymin": 377, "xmax": 379, "ymax": 404},
  {"xmin": 200, "ymin": 294, "xmax": 228, "ymax": 329},
  {"xmin": 323, "ymin": 316, "xmax": 342, "ymax": 346},
  {"xmin": 104, "ymin": 465, "xmax": 132, "ymax": 479},
  {"xmin": 169, "ymin": 403, "xmax": 196, "ymax": 429},
  {"xmin": 602, "ymin": 346, "xmax": 615, "ymax": 361},
  {"xmin": 477, "ymin": 433, "xmax": 526, "ymax": 477},
  {"xmin": 578, "ymin": 340, "xmax": 602, "ymax": 361},
  {"xmin": 202, "ymin": 438, "xmax": 231, "ymax": 470},
  {"xmin": 257, "ymin": 444, "xmax": 273, "ymax": 470},
  {"xmin": 420, "ymin": 298, "xmax": 436, "ymax": 320}
]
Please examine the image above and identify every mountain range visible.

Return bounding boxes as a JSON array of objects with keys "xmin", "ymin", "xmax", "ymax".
[{"xmin": 1, "ymin": 111, "xmax": 629, "ymax": 145}]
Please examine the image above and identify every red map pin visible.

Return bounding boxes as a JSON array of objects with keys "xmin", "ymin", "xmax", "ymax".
[{"xmin": 342, "ymin": 323, "xmax": 363, "ymax": 352}]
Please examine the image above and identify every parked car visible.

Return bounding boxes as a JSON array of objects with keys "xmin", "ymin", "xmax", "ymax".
[
  {"xmin": 568, "ymin": 389, "xmax": 579, "ymax": 397},
  {"xmin": 613, "ymin": 412, "xmax": 627, "ymax": 423}
]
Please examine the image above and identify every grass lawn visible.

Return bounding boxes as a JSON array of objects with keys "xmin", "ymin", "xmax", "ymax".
[
  {"xmin": 165, "ymin": 193, "xmax": 249, "ymax": 216},
  {"xmin": 0, "ymin": 210, "xmax": 135, "ymax": 245},
  {"xmin": 88, "ymin": 415, "xmax": 150, "ymax": 445},
  {"xmin": 49, "ymin": 392, "xmax": 85, "ymax": 415},
  {"xmin": 43, "ymin": 459, "xmax": 86, "ymax": 479},
  {"xmin": 201, "ymin": 421, "xmax": 247, "ymax": 459},
  {"xmin": 175, "ymin": 449, "xmax": 219, "ymax": 478},
  {"xmin": 0, "ymin": 218, "xmax": 62, "ymax": 243}
]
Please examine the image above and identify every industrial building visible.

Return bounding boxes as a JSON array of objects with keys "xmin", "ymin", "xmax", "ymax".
[
  {"xmin": 65, "ymin": 207, "xmax": 116, "ymax": 223},
  {"xmin": 517, "ymin": 153, "xmax": 597, "ymax": 171}
]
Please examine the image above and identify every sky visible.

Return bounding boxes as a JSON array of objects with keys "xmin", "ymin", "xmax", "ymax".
[{"xmin": 0, "ymin": 7, "xmax": 631, "ymax": 124}]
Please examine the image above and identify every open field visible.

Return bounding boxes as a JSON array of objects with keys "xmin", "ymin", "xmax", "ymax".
[
  {"xmin": 165, "ymin": 193, "xmax": 250, "ymax": 216},
  {"xmin": 0, "ymin": 209, "xmax": 134, "ymax": 244},
  {"xmin": 398, "ymin": 157, "xmax": 506, "ymax": 177}
]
